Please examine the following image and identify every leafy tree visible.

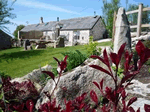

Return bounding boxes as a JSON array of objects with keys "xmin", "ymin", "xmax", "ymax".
[
  {"xmin": 102, "ymin": 0, "xmax": 120, "ymax": 38},
  {"xmin": 13, "ymin": 25, "xmax": 25, "ymax": 40},
  {"xmin": 0, "ymin": 0, "xmax": 16, "ymax": 33},
  {"xmin": 127, "ymin": 4, "xmax": 150, "ymax": 32}
]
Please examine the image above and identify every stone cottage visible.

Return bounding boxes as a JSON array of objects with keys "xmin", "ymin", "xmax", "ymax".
[
  {"xmin": 0, "ymin": 30, "xmax": 12, "ymax": 50},
  {"xmin": 19, "ymin": 15, "xmax": 106, "ymax": 45}
]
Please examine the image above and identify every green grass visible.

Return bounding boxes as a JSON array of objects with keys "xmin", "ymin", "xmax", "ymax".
[
  {"xmin": 0, "ymin": 45, "xmax": 86, "ymax": 78},
  {"xmin": 0, "ymin": 41, "xmax": 111, "ymax": 79},
  {"xmin": 97, "ymin": 41, "xmax": 112, "ymax": 46}
]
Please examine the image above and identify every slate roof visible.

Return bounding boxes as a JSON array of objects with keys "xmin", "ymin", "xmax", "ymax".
[{"xmin": 20, "ymin": 15, "xmax": 101, "ymax": 32}]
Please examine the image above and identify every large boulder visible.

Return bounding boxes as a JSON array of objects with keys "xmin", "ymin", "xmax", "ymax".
[
  {"xmin": 114, "ymin": 7, "xmax": 131, "ymax": 53},
  {"xmin": 35, "ymin": 59, "xmax": 117, "ymax": 109},
  {"xmin": 11, "ymin": 65, "xmax": 52, "ymax": 92}
]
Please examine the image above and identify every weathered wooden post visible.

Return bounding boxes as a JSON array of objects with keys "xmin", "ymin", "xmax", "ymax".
[
  {"xmin": 18, "ymin": 30, "xmax": 20, "ymax": 40},
  {"xmin": 137, "ymin": 3, "xmax": 143, "ymax": 37}
]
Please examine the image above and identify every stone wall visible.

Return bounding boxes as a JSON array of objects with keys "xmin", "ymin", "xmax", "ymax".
[
  {"xmin": 79, "ymin": 30, "xmax": 89, "ymax": 44},
  {"xmin": 60, "ymin": 31, "xmax": 73, "ymax": 45},
  {"xmin": 90, "ymin": 17, "xmax": 106, "ymax": 41},
  {"xmin": 43, "ymin": 31, "xmax": 55, "ymax": 40},
  {"xmin": 0, "ymin": 30, "xmax": 12, "ymax": 50}
]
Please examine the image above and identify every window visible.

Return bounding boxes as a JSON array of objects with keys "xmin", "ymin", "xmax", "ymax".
[
  {"xmin": 78, "ymin": 36, "xmax": 80, "ymax": 40},
  {"xmin": 82, "ymin": 37, "xmax": 84, "ymax": 40}
]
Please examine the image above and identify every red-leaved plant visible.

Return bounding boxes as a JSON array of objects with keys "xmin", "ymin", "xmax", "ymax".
[
  {"xmin": 89, "ymin": 40, "xmax": 150, "ymax": 112},
  {"xmin": 1, "ymin": 40, "xmax": 150, "ymax": 112},
  {"xmin": 0, "ymin": 76, "xmax": 38, "ymax": 112}
]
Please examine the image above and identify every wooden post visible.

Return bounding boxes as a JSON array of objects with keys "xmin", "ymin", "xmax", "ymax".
[
  {"xmin": 112, "ymin": 11, "xmax": 117, "ymax": 42},
  {"xmin": 137, "ymin": 3, "xmax": 143, "ymax": 37},
  {"xmin": 18, "ymin": 31, "xmax": 20, "ymax": 40}
]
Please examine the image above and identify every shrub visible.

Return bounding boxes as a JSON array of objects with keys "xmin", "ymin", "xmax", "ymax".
[
  {"xmin": 61, "ymin": 50, "xmax": 87, "ymax": 71},
  {"xmin": 84, "ymin": 36, "xmax": 100, "ymax": 56},
  {"xmin": 0, "ymin": 75, "xmax": 39, "ymax": 111},
  {"xmin": 1, "ymin": 40, "xmax": 150, "ymax": 112}
]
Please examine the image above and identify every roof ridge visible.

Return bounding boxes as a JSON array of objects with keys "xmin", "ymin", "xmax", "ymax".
[{"xmin": 60, "ymin": 15, "xmax": 99, "ymax": 21}]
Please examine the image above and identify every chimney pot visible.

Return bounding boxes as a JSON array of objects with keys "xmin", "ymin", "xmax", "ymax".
[
  {"xmin": 40, "ymin": 17, "xmax": 43, "ymax": 24},
  {"xmin": 57, "ymin": 17, "xmax": 59, "ymax": 22}
]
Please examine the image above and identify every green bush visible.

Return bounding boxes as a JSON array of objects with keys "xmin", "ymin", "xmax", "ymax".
[
  {"xmin": 112, "ymin": 66, "xmax": 124, "ymax": 79},
  {"xmin": 84, "ymin": 36, "xmax": 100, "ymax": 56},
  {"xmin": 61, "ymin": 50, "xmax": 87, "ymax": 71}
]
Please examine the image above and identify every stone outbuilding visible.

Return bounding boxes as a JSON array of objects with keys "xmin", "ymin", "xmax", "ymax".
[
  {"xmin": 20, "ymin": 15, "xmax": 106, "ymax": 46},
  {"xmin": 0, "ymin": 30, "xmax": 12, "ymax": 50}
]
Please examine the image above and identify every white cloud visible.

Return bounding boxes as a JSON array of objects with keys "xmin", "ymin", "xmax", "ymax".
[
  {"xmin": 128, "ymin": 0, "xmax": 139, "ymax": 5},
  {"xmin": 15, "ymin": 0, "xmax": 80, "ymax": 15}
]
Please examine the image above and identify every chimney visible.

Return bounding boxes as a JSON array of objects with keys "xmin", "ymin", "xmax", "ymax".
[
  {"xmin": 40, "ymin": 17, "xmax": 43, "ymax": 24},
  {"xmin": 57, "ymin": 17, "xmax": 59, "ymax": 22},
  {"xmin": 94, "ymin": 11, "xmax": 96, "ymax": 16}
]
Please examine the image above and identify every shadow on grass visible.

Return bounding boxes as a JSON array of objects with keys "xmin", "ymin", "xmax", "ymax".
[{"xmin": 0, "ymin": 50, "xmax": 45, "ymax": 63}]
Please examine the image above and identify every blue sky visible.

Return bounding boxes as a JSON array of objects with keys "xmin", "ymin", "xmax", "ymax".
[{"xmin": 5, "ymin": 0, "xmax": 150, "ymax": 37}]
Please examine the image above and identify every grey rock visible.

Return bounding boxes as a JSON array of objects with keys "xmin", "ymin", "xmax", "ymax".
[
  {"xmin": 114, "ymin": 7, "xmax": 131, "ymax": 53},
  {"xmin": 11, "ymin": 65, "xmax": 52, "ymax": 92},
  {"xmin": 35, "ymin": 59, "xmax": 117, "ymax": 109}
]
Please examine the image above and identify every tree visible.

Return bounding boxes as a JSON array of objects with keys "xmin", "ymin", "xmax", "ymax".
[
  {"xmin": 13, "ymin": 25, "xmax": 25, "ymax": 40},
  {"xmin": 102, "ymin": 0, "xmax": 120, "ymax": 38},
  {"xmin": 127, "ymin": 4, "xmax": 150, "ymax": 32},
  {"xmin": 0, "ymin": 0, "xmax": 16, "ymax": 33}
]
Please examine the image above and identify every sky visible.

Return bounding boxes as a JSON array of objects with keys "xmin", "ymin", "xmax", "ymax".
[{"xmin": 4, "ymin": 0, "xmax": 150, "ymax": 38}]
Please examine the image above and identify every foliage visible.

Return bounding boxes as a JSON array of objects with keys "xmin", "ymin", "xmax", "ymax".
[
  {"xmin": 112, "ymin": 66, "xmax": 124, "ymax": 79},
  {"xmin": 85, "ymin": 36, "xmax": 100, "ymax": 56},
  {"xmin": 89, "ymin": 40, "xmax": 150, "ymax": 111},
  {"xmin": 13, "ymin": 25, "xmax": 25, "ymax": 40},
  {"xmin": 61, "ymin": 50, "xmax": 87, "ymax": 71},
  {"xmin": 1, "ymin": 41, "xmax": 150, "ymax": 111},
  {"xmin": 0, "ymin": 0, "xmax": 16, "ymax": 33},
  {"xmin": 102, "ymin": 0, "xmax": 120, "ymax": 38},
  {"xmin": 0, "ymin": 75, "xmax": 39, "ymax": 111},
  {"xmin": 127, "ymin": 4, "xmax": 150, "ymax": 32}
]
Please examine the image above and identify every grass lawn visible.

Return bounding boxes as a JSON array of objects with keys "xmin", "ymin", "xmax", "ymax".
[
  {"xmin": 97, "ymin": 41, "xmax": 112, "ymax": 46},
  {"xmin": 0, "ymin": 45, "xmax": 87, "ymax": 78}
]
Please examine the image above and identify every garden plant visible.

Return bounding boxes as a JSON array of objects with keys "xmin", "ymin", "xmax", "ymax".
[{"xmin": 0, "ymin": 40, "xmax": 150, "ymax": 111}]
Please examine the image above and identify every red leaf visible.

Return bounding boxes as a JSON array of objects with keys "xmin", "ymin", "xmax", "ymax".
[
  {"xmin": 103, "ymin": 49, "xmax": 110, "ymax": 68},
  {"xmin": 64, "ymin": 55, "xmax": 68, "ymax": 62},
  {"xmin": 93, "ymin": 81, "xmax": 100, "ymax": 90},
  {"xmin": 124, "ymin": 51, "xmax": 133, "ymax": 73},
  {"xmin": 128, "ymin": 107, "xmax": 135, "ymax": 112},
  {"xmin": 136, "ymin": 40, "xmax": 145, "ymax": 56},
  {"xmin": 42, "ymin": 71, "xmax": 55, "ymax": 80},
  {"xmin": 89, "ymin": 65, "xmax": 112, "ymax": 76},
  {"xmin": 60, "ymin": 61, "xmax": 67, "ymax": 71},
  {"xmin": 90, "ymin": 55, "xmax": 105, "ymax": 64},
  {"xmin": 13, "ymin": 103, "xmax": 24, "ymax": 111},
  {"xmin": 136, "ymin": 107, "xmax": 140, "ymax": 112},
  {"xmin": 121, "ymin": 71, "xmax": 139, "ymax": 84},
  {"xmin": 53, "ymin": 57, "xmax": 60, "ymax": 65},
  {"xmin": 100, "ymin": 79, "xmax": 104, "ymax": 90},
  {"xmin": 118, "ymin": 43, "xmax": 126, "ymax": 62},
  {"xmin": 65, "ymin": 101, "xmax": 72, "ymax": 112},
  {"xmin": 110, "ymin": 53, "xmax": 118, "ymax": 66},
  {"xmin": 127, "ymin": 97, "xmax": 137, "ymax": 107},
  {"xmin": 26, "ymin": 99, "xmax": 34, "ymax": 112},
  {"xmin": 144, "ymin": 104, "xmax": 150, "ymax": 112},
  {"xmin": 90, "ymin": 90, "xmax": 98, "ymax": 104}
]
